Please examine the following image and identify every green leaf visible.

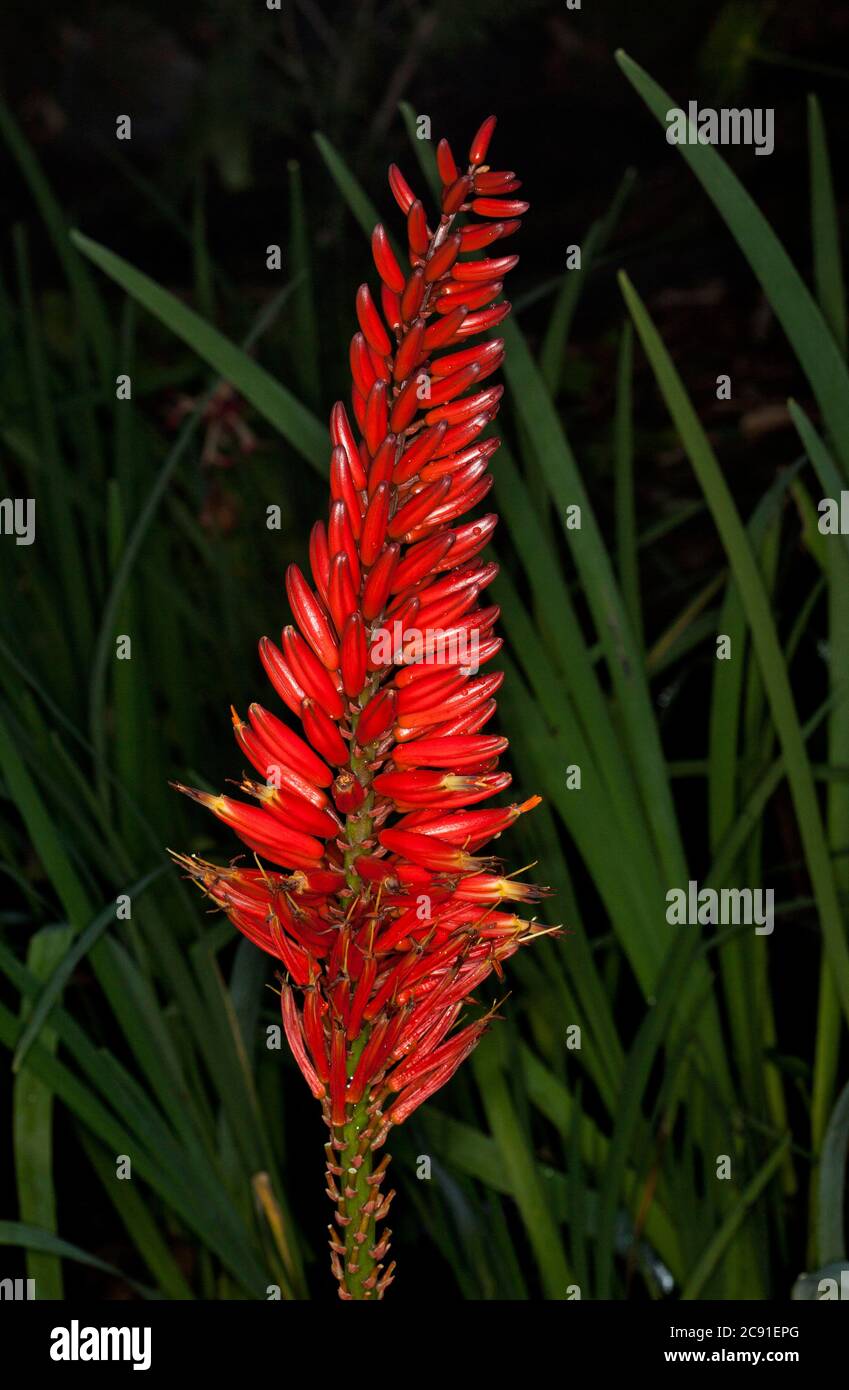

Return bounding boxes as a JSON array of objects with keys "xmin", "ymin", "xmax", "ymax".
[
  {"xmin": 70, "ymin": 231, "xmax": 326, "ymax": 471},
  {"xmin": 616, "ymin": 49, "xmax": 849, "ymax": 478},
  {"xmin": 817, "ymin": 1079, "xmax": 849, "ymax": 1265},
  {"xmin": 808, "ymin": 95, "xmax": 847, "ymax": 358},
  {"xmin": 621, "ymin": 269, "xmax": 849, "ymax": 1025}
]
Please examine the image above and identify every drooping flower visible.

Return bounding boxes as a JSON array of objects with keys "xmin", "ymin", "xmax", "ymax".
[{"xmin": 172, "ymin": 116, "xmax": 551, "ymax": 1299}]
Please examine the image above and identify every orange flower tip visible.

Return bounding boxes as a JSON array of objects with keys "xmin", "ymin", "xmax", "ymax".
[{"xmin": 169, "ymin": 781, "xmax": 222, "ymax": 811}]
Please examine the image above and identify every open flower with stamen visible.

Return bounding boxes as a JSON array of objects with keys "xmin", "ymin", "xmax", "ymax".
[{"xmin": 171, "ymin": 116, "xmax": 553, "ymax": 1300}]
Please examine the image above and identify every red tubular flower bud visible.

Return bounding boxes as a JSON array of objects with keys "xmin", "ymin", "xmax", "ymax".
[
  {"xmin": 257, "ymin": 636, "xmax": 305, "ymax": 717},
  {"xmin": 333, "ymin": 770, "xmax": 367, "ymax": 813},
  {"xmin": 388, "ymin": 375, "xmax": 422, "ymax": 434},
  {"xmin": 390, "ymin": 533, "xmax": 455, "ymax": 592},
  {"xmin": 173, "ymin": 785, "xmax": 325, "ymax": 869},
  {"xmin": 381, "ymin": 283, "xmax": 402, "ymax": 333},
  {"xmin": 392, "ymin": 423, "xmax": 448, "ymax": 485},
  {"xmin": 400, "ymin": 266, "xmax": 425, "ymax": 320},
  {"xmin": 282, "ymin": 626, "xmax": 345, "ymax": 718},
  {"xmin": 327, "ymin": 501, "xmax": 361, "ymax": 589},
  {"xmin": 422, "ymin": 305, "xmax": 468, "ymax": 350},
  {"xmin": 434, "ymin": 280, "xmax": 503, "ymax": 314},
  {"xmin": 474, "ymin": 171, "xmax": 521, "ymax": 194},
  {"xmin": 364, "ymin": 379, "xmax": 389, "ymax": 455},
  {"xmin": 425, "ymin": 383, "xmax": 503, "ymax": 427},
  {"xmin": 309, "ymin": 521, "xmax": 331, "ymax": 605},
  {"xmin": 426, "ymin": 361, "xmax": 480, "ymax": 407},
  {"xmin": 453, "ymin": 301, "xmax": 512, "ymax": 337},
  {"xmin": 252, "ymin": 782, "xmax": 339, "ymax": 839},
  {"xmin": 286, "ymin": 564, "xmax": 340, "ymax": 670},
  {"xmin": 469, "ymin": 114, "xmax": 497, "ymax": 165},
  {"xmin": 388, "ymin": 477, "xmax": 450, "ymax": 539},
  {"xmin": 357, "ymin": 687, "xmax": 397, "ymax": 744},
  {"xmin": 372, "ymin": 223, "xmax": 406, "ymax": 293},
  {"xmin": 436, "ymin": 138, "xmax": 458, "ymax": 186},
  {"xmin": 329, "ymin": 446, "xmax": 364, "ymax": 540},
  {"xmin": 471, "ymin": 197, "xmax": 529, "ymax": 218},
  {"xmin": 459, "ymin": 220, "xmax": 507, "ymax": 250},
  {"xmin": 346, "ymin": 955, "xmax": 377, "ymax": 1040},
  {"xmin": 282, "ymin": 987, "xmax": 326, "ymax": 1098},
  {"xmin": 327, "ymin": 555, "xmax": 358, "ymax": 639},
  {"xmin": 388, "ymin": 162, "xmax": 416, "ymax": 214},
  {"xmin": 431, "ymin": 338, "xmax": 504, "ymax": 379},
  {"xmin": 340, "ymin": 612, "xmax": 367, "ymax": 697},
  {"xmin": 425, "ymin": 233, "xmax": 462, "ymax": 283},
  {"xmin": 329, "ymin": 1023, "xmax": 348, "ymax": 1128},
  {"xmin": 360, "ymin": 483, "xmax": 391, "ymax": 568},
  {"xmin": 442, "ymin": 175, "xmax": 472, "ymax": 215},
  {"xmin": 350, "ymin": 332, "xmax": 377, "ymax": 397},
  {"xmin": 451, "ymin": 255, "xmax": 519, "ymax": 282},
  {"xmin": 378, "ymin": 827, "xmax": 485, "ymax": 873},
  {"xmin": 247, "ymin": 702, "xmax": 333, "ymax": 786},
  {"xmin": 301, "ymin": 698, "xmax": 349, "ymax": 765},
  {"xmin": 330, "ymin": 401, "xmax": 367, "ymax": 490},
  {"xmin": 361, "ymin": 542, "xmax": 399, "ymax": 619},
  {"xmin": 356, "ymin": 283, "xmax": 392, "ymax": 356},
  {"xmin": 406, "ymin": 200, "xmax": 429, "ymax": 259},
  {"xmin": 393, "ymin": 318, "xmax": 426, "ymax": 381},
  {"xmin": 391, "ymin": 733, "xmax": 508, "ymax": 770},
  {"xmin": 367, "ymin": 434, "xmax": 397, "ymax": 497}
]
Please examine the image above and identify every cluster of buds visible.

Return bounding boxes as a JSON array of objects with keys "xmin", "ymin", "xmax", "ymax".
[{"xmin": 173, "ymin": 116, "xmax": 552, "ymax": 1299}]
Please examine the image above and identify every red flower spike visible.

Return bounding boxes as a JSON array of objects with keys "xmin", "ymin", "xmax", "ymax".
[{"xmin": 172, "ymin": 117, "xmax": 547, "ymax": 1304}]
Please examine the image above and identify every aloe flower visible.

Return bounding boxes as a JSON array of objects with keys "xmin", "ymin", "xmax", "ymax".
[{"xmin": 173, "ymin": 116, "xmax": 550, "ymax": 1299}]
